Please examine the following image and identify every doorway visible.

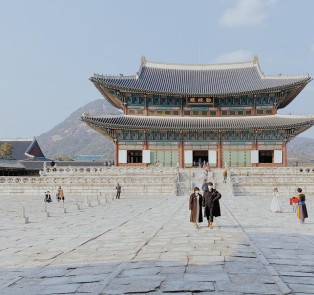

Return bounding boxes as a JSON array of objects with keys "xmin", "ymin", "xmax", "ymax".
[
  {"xmin": 193, "ymin": 150, "xmax": 208, "ymax": 167},
  {"xmin": 127, "ymin": 150, "xmax": 142, "ymax": 163},
  {"xmin": 259, "ymin": 150, "xmax": 273, "ymax": 163}
]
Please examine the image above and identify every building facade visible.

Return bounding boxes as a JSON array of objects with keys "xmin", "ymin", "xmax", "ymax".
[{"xmin": 82, "ymin": 56, "xmax": 314, "ymax": 168}]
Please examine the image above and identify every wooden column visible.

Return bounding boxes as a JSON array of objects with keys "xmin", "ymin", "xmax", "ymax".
[
  {"xmin": 114, "ymin": 140, "xmax": 119, "ymax": 166},
  {"xmin": 179, "ymin": 141, "xmax": 184, "ymax": 168},
  {"xmin": 123, "ymin": 104, "xmax": 128, "ymax": 115},
  {"xmin": 282, "ymin": 142, "xmax": 287, "ymax": 167},
  {"xmin": 217, "ymin": 142, "xmax": 222, "ymax": 168},
  {"xmin": 144, "ymin": 95, "xmax": 148, "ymax": 116}
]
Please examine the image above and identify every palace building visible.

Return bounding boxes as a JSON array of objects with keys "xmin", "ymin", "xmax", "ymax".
[{"xmin": 82, "ymin": 56, "xmax": 314, "ymax": 168}]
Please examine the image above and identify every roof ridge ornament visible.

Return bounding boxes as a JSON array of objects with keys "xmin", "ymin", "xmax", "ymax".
[
  {"xmin": 141, "ymin": 56, "xmax": 147, "ymax": 64},
  {"xmin": 253, "ymin": 55, "xmax": 258, "ymax": 64}
]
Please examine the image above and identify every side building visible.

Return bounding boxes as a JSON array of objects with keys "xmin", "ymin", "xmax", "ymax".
[{"xmin": 82, "ymin": 56, "xmax": 314, "ymax": 168}]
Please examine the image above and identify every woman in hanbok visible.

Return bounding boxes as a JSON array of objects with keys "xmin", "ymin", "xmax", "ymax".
[
  {"xmin": 296, "ymin": 188, "xmax": 308, "ymax": 223},
  {"xmin": 189, "ymin": 187, "xmax": 203, "ymax": 229},
  {"xmin": 270, "ymin": 187, "xmax": 283, "ymax": 213}
]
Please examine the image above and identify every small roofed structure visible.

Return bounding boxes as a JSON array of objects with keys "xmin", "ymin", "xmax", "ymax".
[{"xmin": 0, "ymin": 137, "xmax": 49, "ymax": 176}]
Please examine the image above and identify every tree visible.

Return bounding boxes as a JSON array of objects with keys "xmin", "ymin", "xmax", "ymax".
[
  {"xmin": 53, "ymin": 155, "xmax": 74, "ymax": 161},
  {"xmin": 0, "ymin": 143, "xmax": 13, "ymax": 159}
]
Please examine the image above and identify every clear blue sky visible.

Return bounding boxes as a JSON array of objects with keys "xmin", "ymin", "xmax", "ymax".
[{"xmin": 1, "ymin": 0, "xmax": 314, "ymax": 138}]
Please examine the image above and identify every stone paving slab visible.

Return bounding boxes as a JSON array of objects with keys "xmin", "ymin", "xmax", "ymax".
[{"xmin": 0, "ymin": 189, "xmax": 313, "ymax": 294}]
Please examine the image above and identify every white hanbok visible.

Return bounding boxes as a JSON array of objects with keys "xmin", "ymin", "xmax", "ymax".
[{"xmin": 270, "ymin": 192, "xmax": 283, "ymax": 212}]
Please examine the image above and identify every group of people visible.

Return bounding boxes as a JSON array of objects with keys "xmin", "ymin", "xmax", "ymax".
[
  {"xmin": 44, "ymin": 186, "xmax": 65, "ymax": 208},
  {"xmin": 270, "ymin": 187, "xmax": 308, "ymax": 223},
  {"xmin": 189, "ymin": 182, "xmax": 222, "ymax": 229}
]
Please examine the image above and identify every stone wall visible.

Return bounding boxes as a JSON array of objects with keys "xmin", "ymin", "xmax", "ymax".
[
  {"xmin": 0, "ymin": 166, "xmax": 178, "ymax": 198},
  {"xmin": 231, "ymin": 167, "xmax": 314, "ymax": 199}
]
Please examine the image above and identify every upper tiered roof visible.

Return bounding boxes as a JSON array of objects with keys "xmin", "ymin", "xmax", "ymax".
[
  {"xmin": 91, "ymin": 56, "xmax": 311, "ymax": 97},
  {"xmin": 81, "ymin": 114, "xmax": 314, "ymax": 135}
]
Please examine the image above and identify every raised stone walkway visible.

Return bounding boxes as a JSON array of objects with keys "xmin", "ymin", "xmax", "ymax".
[{"xmin": 0, "ymin": 192, "xmax": 313, "ymax": 294}]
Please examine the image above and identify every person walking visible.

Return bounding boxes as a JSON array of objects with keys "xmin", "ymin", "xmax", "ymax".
[
  {"xmin": 296, "ymin": 188, "xmax": 308, "ymax": 223},
  {"xmin": 203, "ymin": 182, "xmax": 222, "ymax": 229},
  {"xmin": 189, "ymin": 187, "xmax": 203, "ymax": 229},
  {"xmin": 222, "ymin": 169, "xmax": 227, "ymax": 183},
  {"xmin": 57, "ymin": 186, "xmax": 64, "ymax": 208},
  {"xmin": 116, "ymin": 183, "xmax": 122, "ymax": 199},
  {"xmin": 270, "ymin": 187, "xmax": 283, "ymax": 213}
]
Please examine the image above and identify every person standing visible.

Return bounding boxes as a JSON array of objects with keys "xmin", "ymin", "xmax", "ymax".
[
  {"xmin": 202, "ymin": 179, "xmax": 208, "ymax": 193},
  {"xmin": 296, "ymin": 188, "xmax": 308, "ymax": 223},
  {"xmin": 44, "ymin": 191, "xmax": 52, "ymax": 203},
  {"xmin": 222, "ymin": 169, "xmax": 227, "ymax": 183},
  {"xmin": 116, "ymin": 183, "xmax": 122, "ymax": 199},
  {"xmin": 203, "ymin": 182, "xmax": 221, "ymax": 229},
  {"xmin": 58, "ymin": 186, "xmax": 64, "ymax": 208},
  {"xmin": 189, "ymin": 187, "xmax": 203, "ymax": 229},
  {"xmin": 270, "ymin": 187, "xmax": 283, "ymax": 213}
]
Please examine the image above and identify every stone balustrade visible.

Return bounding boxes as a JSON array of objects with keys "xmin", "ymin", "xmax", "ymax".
[
  {"xmin": 0, "ymin": 166, "xmax": 179, "ymax": 198},
  {"xmin": 42, "ymin": 165, "xmax": 178, "ymax": 176},
  {"xmin": 230, "ymin": 167, "xmax": 314, "ymax": 198}
]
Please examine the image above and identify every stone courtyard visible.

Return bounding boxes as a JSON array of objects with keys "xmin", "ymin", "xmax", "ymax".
[{"xmin": 0, "ymin": 190, "xmax": 313, "ymax": 295}]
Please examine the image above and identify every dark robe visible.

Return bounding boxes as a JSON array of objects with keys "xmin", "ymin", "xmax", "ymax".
[
  {"xmin": 202, "ymin": 189, "xmax": 221, "ymax": 217},
  {"xmin": 189, "ymin": 193, "xmax": 203, "ymax": 223},
  {"xmin": 297, "ymin": 194, "xmax": 308, "ymax": 220}
]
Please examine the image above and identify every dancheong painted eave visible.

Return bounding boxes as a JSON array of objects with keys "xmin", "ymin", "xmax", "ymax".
[
  {"xmin": 90, "ymin": 56, "xmax": 311, "ymax": 97},
  {"xmin": 81, "ymin": 113, "xmax": 314, "ymax": 134}
]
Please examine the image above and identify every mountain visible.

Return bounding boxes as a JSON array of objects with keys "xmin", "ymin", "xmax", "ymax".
[
  {"xmin": 287, "ymin": 136, "xmax": 314, "ymax": 164},
  {"xmin": 37, "ymin": 99, "xmax": 121, "ymax": 160}
]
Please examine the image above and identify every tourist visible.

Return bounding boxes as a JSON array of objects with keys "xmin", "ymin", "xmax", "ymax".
[
  {"xmin": 270, "ymin": 188, "xmax": 283, "ymax": 213},
  {"xmin": 116, "ymin": 183, "xmax": 122, "ymax": 199},
  {"xmin": 202, "ymin": 182, "xmax": 221, "ymax": 229},
  {"xmin": 198, "ymin": 158, "xmax": 202, "ymax": 168},
  {"xmin": 289, "ymin": 196, "xmax": 298, "ymax": 212},
  {"xmin": 223, "ymin": 169, "xmax": 228, "ymax": 183},
  {"xmin": 57, "ymin": 186, "xmax": 64, "ymax": 208},
  {"xmin": 201, "ymin": 179, "xmax": 208, "ymax": 193},
  {"xmin": 296, "ymin": 188, "xmax": 308, "ymax": 223},
  {"xmin": 44, "ymin": 191, "xmax": 52, "ymax": 203},
  {"xmin": 189, "ymin": 187, "xmax": 203, "ymax": 230}
]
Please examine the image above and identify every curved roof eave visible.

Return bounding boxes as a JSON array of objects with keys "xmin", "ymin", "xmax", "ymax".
[
  {"xmin": 91, "ymin": 78, "xmax": 310, "ymax": 97},
  {"xmin": 81, "ymin": 114, "xmax": 314, "ymax": 132}
]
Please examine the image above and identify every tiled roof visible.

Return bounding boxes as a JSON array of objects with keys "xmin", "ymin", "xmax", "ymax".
[
  {"xmin": 91, "ymin": 56, "xmax": 311, "ymax": 96},
  {"xmin": 0, "ymin": 139, "xmax": 33, "ymax": 160},
  {"xmin": 81, "ymin": 114, "xmax": 314, "ymax": 132},
  {"xmin": 0, "ymin": 138, "xmax": 45, "ymax": 160}
]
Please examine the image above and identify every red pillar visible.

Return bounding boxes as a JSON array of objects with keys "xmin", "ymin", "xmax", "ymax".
[
  {"xmin": 114, "ymin": 141, "xmax": 119, "ymax": 166},
  {"xmin": 217, "ymin": 143, "xmax": 222, "ymax": 168},
  {"xmin": 179, "ymin": 142, "xmax": 184, "ymax": 168},
  {"xmin": 282, "ymin": 142, "xmax": 287, "ymax": 167}
]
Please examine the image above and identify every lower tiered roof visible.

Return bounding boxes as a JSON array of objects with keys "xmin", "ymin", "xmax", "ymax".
[{"xmin": 81, "ymin": 114, "xmax": 314, "ymax": 134}]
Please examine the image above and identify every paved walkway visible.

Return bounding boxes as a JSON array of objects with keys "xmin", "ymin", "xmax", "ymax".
[{"xmin": 0, "ymin": 192, "xmax": 313, "ymax": 294}]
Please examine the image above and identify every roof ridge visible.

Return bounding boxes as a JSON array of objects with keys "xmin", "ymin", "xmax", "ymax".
[
  {"xmin": 142, "ymin": 56, "xmax": 255, "ymax": 71},
  {"xmin": 0, "ymin": 138, "xmax": 34, "ymax": 141}
]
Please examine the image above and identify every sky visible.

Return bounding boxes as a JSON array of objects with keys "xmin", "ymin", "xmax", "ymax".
[{"xmin": 1, "ymin": 0, "xmax": 314, "ymax": 138}]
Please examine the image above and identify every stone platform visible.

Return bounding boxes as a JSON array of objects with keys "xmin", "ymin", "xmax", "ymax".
[{"xmin": 0, "ymin": 192, "xmax": 313, "ymax": 294}]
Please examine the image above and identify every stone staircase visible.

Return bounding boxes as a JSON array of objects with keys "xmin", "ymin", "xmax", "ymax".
[{"xmin": 176, "ymin": 168, "xmax": 233, "ymax": 198}]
